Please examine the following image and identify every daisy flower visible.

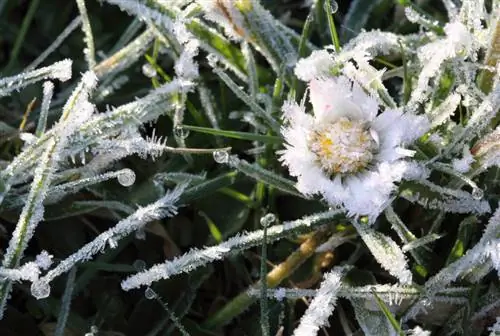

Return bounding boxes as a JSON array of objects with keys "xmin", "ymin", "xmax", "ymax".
[{"xmin": 279, "ymin": 76, "xmax": 429, "ymax": 221}]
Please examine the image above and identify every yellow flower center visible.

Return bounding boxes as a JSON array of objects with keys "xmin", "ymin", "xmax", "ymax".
[{"xmin": 309, "ymin": 117, "xmax": 377, "ymax": 175}]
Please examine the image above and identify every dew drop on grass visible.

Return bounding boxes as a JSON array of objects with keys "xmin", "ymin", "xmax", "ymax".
[
  {"xmin": 142, "ymin": 63, "xmax": 157, "ymax": 78},
  {"xmin": 133, "ymin": 259, "xmax": 146, "ymax": 271},
  {"xmin": 173, "ymin": 125, "xmax": 189, "ymax": 139},
  {"xmin": 324, "ymin": 0, "xmax": 338, "ymax": 14},
  {"xmin": 31, "ymin": 280, "xmax": 50, "ymax": 299},
  {"xmin": 145, "ymin": 287, "xmax": 156, "ymax": 299},
  {"xmin": 118, "ymin": 168, "xmax": 136, "ymax": 187},
  {"xmin": 213, "ymin": 149, "xmax": 229, "ymax": 163},
  {"xmin": 260, "ymin": 213, "xmax": 276, "ymax": 227}
]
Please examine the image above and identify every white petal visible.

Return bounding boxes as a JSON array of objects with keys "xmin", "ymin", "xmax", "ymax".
[{"xmin": 309, "ymin": 78, "xmax": 366, "ymax": 123}]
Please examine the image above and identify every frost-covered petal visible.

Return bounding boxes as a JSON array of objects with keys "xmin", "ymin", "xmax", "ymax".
[
  {"xmin": 444, "ymin": 21, "xmax": 474, "ymax": 54},
  {"xmin": 294, "ymin": 49, "xmax": 334, "ymax": 82},
  {"xmin": 309, "ymin": 78, "xmax": 367, "ymax": 123},
  {"xmin": 342, "ymin": 161, "xmax": 408, "ymax": 220},
  {"xmin": 372, "ymin": 109, "xmax": 429, "ymax": 147}
]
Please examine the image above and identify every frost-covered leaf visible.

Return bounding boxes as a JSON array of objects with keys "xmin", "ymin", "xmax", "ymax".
[{"xmin": 355, "ymin": 223, "xmax": 412, "ymax": 285}]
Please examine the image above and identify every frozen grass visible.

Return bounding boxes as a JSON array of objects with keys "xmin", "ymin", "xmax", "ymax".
[{"xmin": 0, "ymin": 0, "xmax": 498, "ymax": 335}]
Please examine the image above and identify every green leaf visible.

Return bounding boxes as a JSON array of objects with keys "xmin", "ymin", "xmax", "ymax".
[
  {"xmin": 228, "ymin": 156, "xmax": 304, "ymax": 198},
  {"xmin": 371, "ymin": 290, "xmax": 405, "ymax": 336},
  {"xmin": 350, "ymin": 298, "xmax": 399, "ymax": 336},
  {"xmin": 445, "ymin": 216, "xmax": 477, "ymax": 265},
  {"xmin": 198, "ymin": 211, "xmax": 223, "ymax": 243},
  {"xmin": 180, "ymin": 171, "xmax": 239, "ymax": 203},
  {"xmin": 182, "ymin": 124, "xmax": 282, "ymax": 144}
]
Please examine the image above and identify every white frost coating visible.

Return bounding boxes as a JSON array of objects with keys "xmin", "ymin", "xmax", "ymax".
[
  {"xmin": 36, "ymin": 81, "xmax": 55, "ymax": 136},
  {"xmin": 49, "ymin": 59, "xmax": 73, "ymax": 82},
  {"xmin": 343, "ymin": 30, "xmax": 414, "ymax": 58},
  {"xmin": 35, "ymin": 251, "xmax": 53, "ymax": 271},
  {"xmin": 1, "ymin": 71, "xmax": 97, "ymax": 300},
  {"xmin": 408, "ymin": 326, "xmax": 432, "ymax": 336},
  {"xmin": 294, "ymin": 49, "xmax": 334, "ymax": 82},
  {"xmin": 408, "ymin": 21, "xmax": 477, "ymax": 110},
  {"xmin": 429, "ymin": 92, "xmax": 461, "ymax": 127},
  {"xmin": 121, "ymin": 210, "xmax": 341, "ymax": 290},
  {"xmin": 489, "ymin": 317, "xmax": 500, "ymax": 336},
  {"xmin": 35, "ymin": 184, "xmax": 186, "ymax": 293},
  {"xmin": 406, "ymin": 205, "xmax": 500, "ymax": 320},
  {"xmin": 0, "ymin": 263, "xmax": 40, "ymax": 282},
  {"xmin": 248, "ymin": 284, "xmax": 469, "ymax": 305},
  {"xmin": 444, "ymin": 22, "xmax": 474, "ymax": 54},
  {"xmin": 452, "ymin": 147, "xmax": 475, "ymax": 173},
  {"xmin": 279, "ymin": 75, "xmax": 429, "ymax": 221},
  {"xmin": 401, "ymin": 179, "xmax": 491, "ymax": 215},
  {"xmin": 174, "ymin": 39, "xmax": 200, "ymax": 80},
  {"xmin": 292, "ymin": 268, "xmax": 345, "ymax": 336},
  {"xmin": 355, "ymin": 223, "xmax": 413, "ymax": 284},
  {"xmin": 197, "ymin": 0, "xmax": 248, "ymax": 40},
  {"xmin": 103, "ymin": 0, "xmax": 175, "ymax": 33},
  {"xmin": 0, "ymin": 59, "xmax": 72, "ymax": 97}
]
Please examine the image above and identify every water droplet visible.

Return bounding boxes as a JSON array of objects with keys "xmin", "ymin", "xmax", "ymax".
[
  {"xmin": 133, "ymin": 259, "xmax": 146, "ymax": 271},
  {"xmin": 118, "ymin": 168, "xmax": 136, "ymax": 187},
  {"xmin": 142, "ymin": 63, "xmax": 157, "ymax": 78},
  {"xmin": 213, "ymin": 150, "xmax": 229, "ymax": 164},
  {"xmin": 173, "ymin": 125, "xmax": 189, "ymax": 139},
  {"xmin": 145, "ymin": 287, "xmax": 156, "ymax": 299},
  {"xmin": 31, "ymin": 280, "xmax": 51, "ymax": 299},
  {"xmin": 472, "ymin": 188, "xmax": 484, "ymax": 200},
  {"xmin": 260, "ymin": 213, "xmax": 276, "ymax": 227},
  {"xmin": 323, "ymin": 0, "xmax": 338, "ymax": 14}
]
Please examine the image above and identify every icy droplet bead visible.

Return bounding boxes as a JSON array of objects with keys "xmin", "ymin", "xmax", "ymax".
[
  {"xmin": 31, "ymin": 280, "xmax": 51, "ymax": 299},
  {"xmin": 145, "ymin": 287, "xmax": 156, "ymax": 299},
  {"xmin": 118, "ymin": 168, "xmax": 136, "ymax": 187},
  {"xmin": 133, "ymin": 259, "xmax": 146, "ymax": 271},
  {"xmin": 260, "ymin": 213, "xmax": 276, "ymax": 227},
  {"xmin": 173, "ymin": 125, "xmax": 189, "ymax": 139},
  {"xmin": 324, "ymin": 0, "xmax": 338, "ymax": 14},
  {"xmin": 213, "ymin": 150, "xmax": 229, "ymax": 163},
  {"xmin": 142, "ymin": 63, "xmax": 157, "ymax": 78}
]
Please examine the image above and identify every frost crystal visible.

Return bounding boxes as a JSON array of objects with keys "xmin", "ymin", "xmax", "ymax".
[
  {"xmin": 35, "ymin": 251, "xmax": 53, "ymax": 271},
  {"xmin": 292, "ymin": 268, "xmax": 345, "ymax": 336},
  {"xmin": 294, "ymin": 49, "xmax": 334, "ymax": 82},
  {"xmin": 452, "ymin": 147, "xmax": 475, "ymax": 173},
  {"xmin": 197, "ymin": 0, "xmax": 248, "ymax": 40}
]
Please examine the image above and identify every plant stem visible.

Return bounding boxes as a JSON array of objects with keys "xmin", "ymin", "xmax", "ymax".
[{"xmin": 202, "ymin": 229, "xmax": 329, "ymax": 329}]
